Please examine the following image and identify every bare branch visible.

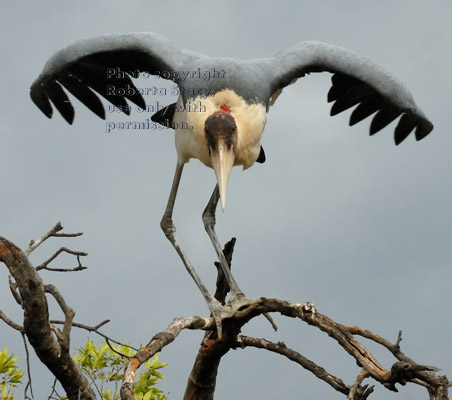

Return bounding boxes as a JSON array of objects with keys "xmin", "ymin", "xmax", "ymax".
[
  {"xmin": 52, "ymin": 232, "xmax": 83, "ymax": 238},
  {"xmin": 252, "ymin": 299, "xmax": 391, "ymax": 387},
  {"xmin": 49, "ymin": 319, "xmax": 133, "ymax": 350},
  {"xmin": 213, "ymin": 237, "xmax": 236, "ymax": 304},
  {"xmin": 345, "ymin": 325, "xmax": 406, "ymax": 359},
  {"xmin": 0, "ymin": 308, "xmax": 23, "ymax": 331},
  {"xmin": 395, "ymin": 330, "xmax": 403, "ymax": 349},
  {"xmin": 25, "ymin": 222, "xmax": 63, "ymax": 256},
  {"xmin": 348, "ymin": 369, "xmax": 374, "ymax": 400},
  {"xmin": 21, "ymin": 332, "xmax": 34, "ymax": 399},
  {"xmin": 0, "ymin": 236, "xmax": 96, "ymax": 400},
  {"xmin": 48, "ymin": 378, "xmax": 59, "ymax": 400},
  {"xmin": 256, "ymin": 298, "xmax": 448, "ymax": 397},
  {"xmin": 45, "ymin": 284, "xmax": 75, "ymax": 347},
  {"xmin": 213, "ymin": 238, "xmax": 277, "ymax": 333},
  {"xmin": 8, "ymin": 276, "xmax": 22, "ymax": 306},
  {"xmin": 105, "ymin": 338, "xmax": 133, "ymax": 359},
  {"xmin": 121, "ymin": 315, "xmax": 214, "ymax": 399},
  {"xmin": 236, "ymin": 335, "xmax": 349, "ymax": 395},
  {"xmin": 94, "ymin": 319, "xmax": 110, "ymax": 330},
  {"xmin": 36, "ymin": 248, "xmax": 88, "ymax": 272},
  {"xmin": 39, "ymin": 264, "xmax": 87, "ymax": 273},
  {"xmin": 263, "ymin": 312, "xmax": 278, "ymax": 331},
  {"xmin": 25, "ymin": 222, "xmax": 84, "ymax": 257}
]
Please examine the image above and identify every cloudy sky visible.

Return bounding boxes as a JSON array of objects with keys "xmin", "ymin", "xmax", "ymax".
[{"xmin": 1, "ymin": 1, "xmax": 451, "ymax": 399}]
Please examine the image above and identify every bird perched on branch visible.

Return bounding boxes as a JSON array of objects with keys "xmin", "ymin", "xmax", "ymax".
[{"xmin": 30, "ymin": 32, "xmax": 433, "ymax": 337}]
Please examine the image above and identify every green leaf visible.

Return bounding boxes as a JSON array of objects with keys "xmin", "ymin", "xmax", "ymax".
[
  {"xmin": 152, "ymin": 371, "xmax": 165, "ymax": 380},
  {"xmin": 143, "ymin": 390, "xmax": 154, "ymax": 400},
  {"xmin": 73, "ymin": 341, "xmax": 168, "ymax": 400},
  {"xmin": 147, "ymin": 353, "xmax": 159, "ymax": 368},
  {"xmin": 0, "ymin": 348, "xmax": 23, "ymax": 398}
]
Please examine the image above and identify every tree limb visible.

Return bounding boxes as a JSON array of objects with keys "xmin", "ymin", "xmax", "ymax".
[
  {"xmin": 236, "ymin": 335, "xmax": 349, "ymax": 395},
  {"xmin": 36, "ymin": 247, "xmax": 88, "ymax": 272},
  {"xmin": 0, "ymin": 308, "xmax": 23, "ymax": 332},
  {"xmin": 25, "ymin": 222, "xmax": 63, "ymax": 256},
  {"xmin": 25, "ymin": 222, "xmax": 83, "ymax": 256},
  {"xmin": 8, "ymin": 276, "xmax": 22, "ymax": 306},
  {"xmin": 348, "ymin": 369, "xmax": 374, "ymax": 400},
  {"xmin": 121, "ymin": 315, "xmax": 214, "ymax": 399},
  {"xmin": 45, "ymin": 284, "xmax": 75, "ymax": 347},
  {"xmin": 21, "ymin": 332, "xmax": 34, "ymax": 399},
  {"xmin": 0, "ymin": 235, "xmax": 96, "ymax": 400}
]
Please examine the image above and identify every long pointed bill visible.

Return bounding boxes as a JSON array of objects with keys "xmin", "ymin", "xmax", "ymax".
[{"xmin": 210, "ymin": 144, "xmax": 235, "ymax": 212}]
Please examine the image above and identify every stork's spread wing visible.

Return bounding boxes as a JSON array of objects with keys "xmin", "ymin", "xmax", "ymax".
[
  {"xmin": 30, "ymin": 33, "xmax": 204, "ymax": 124},
  {"xmin": 267, "ymin": 41, "xmax": 433, "ymax": 144}
]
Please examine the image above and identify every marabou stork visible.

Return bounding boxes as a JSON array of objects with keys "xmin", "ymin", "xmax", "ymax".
[{"xmin": 30, "ymin": 33, "xmax": 433, "ymax": 336}]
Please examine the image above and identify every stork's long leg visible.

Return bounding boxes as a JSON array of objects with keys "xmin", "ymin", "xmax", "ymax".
[
  {"xmin": 160, "ymin": 163, "xmax": 217, "ymax": 304},
  {"xmin": 160, "ymin": 163, "xmax": 230, "ymax": 337},
  {"xmin": 202, "ymin": 184, "xmax": 244, "ymax": 300},
  {"xmin": 203, "ymin": 185, "xmax": 279, "ymax": 332}
]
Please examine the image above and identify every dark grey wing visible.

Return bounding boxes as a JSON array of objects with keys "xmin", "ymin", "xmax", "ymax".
[
  {"xmin": 30, "ymin": 33, "xmax": 205, "ymax": 124},
  {"xmin": 266, "ymin": 41, "xmax": 433, "ymax": 144}
]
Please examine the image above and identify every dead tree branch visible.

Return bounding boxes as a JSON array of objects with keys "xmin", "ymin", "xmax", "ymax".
[
  {"xmin": 1, "ymin": 226, "xmax": 448, "ymax": 400},
  {"xmin": 236, "ymin": 335, "xmax": 350, "ymax": 395},
  {"xmin": 8, "ymin": 276, "xmax": 22, "ymax": 305},
  {"xmin": 25, "ymin": 222, "xmax": 63, "ymax": 256},
  {"xmin": 121, "ymin": 296, "xmax": 448, "ymax": 400},
  {"xmin": 36, "ymin": 247, "xmax": 88, "ymax": 272},
  {"xmin": 260, "ymin": 298, "xmax": 449, "ymax": 399},
  {"xmin": 0, "ymin": 234, "xmax": 96, "ymax": 400},
  {"xmin": 25, "ymin": 222, "xmax": 83, "ymax": 256},
  {"xmin": 348, "ymin": 369, "xmax": 373, "ymax": 400},
  {"xmin": 20, "ymin": 332, "xmax": 34, "ymax": 400},
  {"xmin": 345, "ymin": 326, "xmax": 405, "ymax": 358},
  {"xmin": 213, "ymin": 237, "xmax": 236, "ymax": 303},
  {"xmin": 0, "ymin": 308, "xmax": 23, "ymax": 332},
  {"xmin": 50, "ymin": 319, "xmax": 134, "ymax": 349},
  {"xmin": 121, "ymin": 315, "xmax": 214, "ymax": 400},
  {"xmin": 45, "ymin": 284, "xmax": 75, "ymax": 346},
  {"xmin": 183, "ymin": 238, "xmax": 276, "ymax": 400}
]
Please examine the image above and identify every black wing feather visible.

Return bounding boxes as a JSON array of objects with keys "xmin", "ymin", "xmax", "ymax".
[
  {"xmin": 256, "ymin": 146, "xmax": 266, "ymax": 163},
  {"xmin": 151, "ymin": 103, "xmax": 176, "ymax": 128},
  {"xmin": 349, "ymin": 93, "xmax": 386, "ymax": 126},
  {"xmin": 30, "ymin": 34, "xmax": 188, "ymax": 123},
  {"xmin": 68, "ymin": 63, "xmax": 133, "ymax": 114},
  {"xmin": 370, "ymin": 106, "xmax": 403, "ymax": 135},
  {"xmin": 43, "ymin": 80, "xmax": 75, "ymax": 124},
  {"xmin": 415, "ymin": 119, "xmax": 433, "ymax": 142},
  {"xmin": 329, "ymin": 72, "xmax": 433, "ymax": 143},
  {"xmin": 327, "ymin": 74, "xmax": 361, "ymax": 102},
  {"xmin": 268, "ymin": 41, "xmax": 433, "ymax": 144},
  {"xmin": 330, "ymin": 83, "xmax": 374, "ymax": 116},
  {"xmin": 58, "ymin": 74, "xmax": 106, "ymax": 119},
  {"xmin": 30, "ymin": 82, "xmax": 53, "ymax": 119},
  {"xmin": 394, "ymin": 113, "xmax": 417, "ymax": 145}
]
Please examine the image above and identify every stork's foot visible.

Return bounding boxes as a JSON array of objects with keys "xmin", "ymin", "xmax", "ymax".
[
  {"xmin": 209, "ymin": 300, "xmax": 232, "ymax": 340},
  {"xmin": 208, "ymin": 294, "xmax": 257, "ymax": 340}
]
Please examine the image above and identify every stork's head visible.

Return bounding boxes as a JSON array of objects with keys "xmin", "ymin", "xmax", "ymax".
[{"xmin": 205, "ymin": 108, "xmax": 237, "ymax": 212}]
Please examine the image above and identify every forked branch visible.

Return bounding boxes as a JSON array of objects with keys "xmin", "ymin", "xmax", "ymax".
[
  {"xmin": 120, "ymin": 296, "xmax": 449, "ymax": 400},
  {"xmin": 0, "ymin": 227, "xmax": 96, "ymax": 400}
]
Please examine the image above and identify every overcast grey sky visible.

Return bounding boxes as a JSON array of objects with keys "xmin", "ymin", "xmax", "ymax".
[{"xmin": 1, "ymin": 1, "xmax": 451, "ymax": 399}]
